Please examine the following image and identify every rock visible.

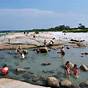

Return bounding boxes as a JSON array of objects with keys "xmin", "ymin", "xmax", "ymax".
[
  {"xmin": 41, "ymin": 62, "xmax": 51, "ymax": 66},
  {"xmin": 15, "ymin": 68, "xmax": 26, "ymax": 73},
  {"xmin": 80, "ymin": 64, "xmax": 88, "ymax": 71},
  {"xmin": 79, "ymin": 80, "xmax": 88, "ymax": 88},
  {"xmin": 60, "ymin": 79, "xmax": 72, "ymax": 87},
  {"xmin": 81, "ymin": 52, "xmax": 88, "ymax": 55},
  {"xmin": 0, "ymin": 78, "xmax": 50, "ymax": 88},
  {"xmin": 47, "ymin": 77, "xmax": 60, "ymax": 87},
  {"xmin": 66, "ymin": 47, "xmax": 70, "ymax": 49},
  {"xmin": 39, "ymin": 47, "xmax": 48, "ymax": 53}
]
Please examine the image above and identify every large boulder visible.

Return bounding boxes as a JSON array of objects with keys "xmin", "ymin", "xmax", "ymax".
[
  {"xmin": 80, "ymin": 64, "xmax": 88, "ymax": 71},
  {"xmin": 0, "ymin": 78, "xmax": 50, "ymax": 88},
  {"xmin": 79, "ymin": 80, "xmax": 88, "ymax": 88},
  {"xmin": 60, "ymin": 79, "xmax": 72, "ymax": 88},
  {"xmin": 47, "ymin": 77, "xmax": 60, "ymax": 87}
]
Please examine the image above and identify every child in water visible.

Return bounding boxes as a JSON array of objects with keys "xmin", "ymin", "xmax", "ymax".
[
  {"xmin": 73, "ymin": 64, "xmax": 80, "ymax": 78},
  {"xmin": 0, "ymin": 64, "xmax": 9, "ymax": 76},
  {"xmin": 65, "ymin": 61, "xmax": 71, "ymax": 79}
]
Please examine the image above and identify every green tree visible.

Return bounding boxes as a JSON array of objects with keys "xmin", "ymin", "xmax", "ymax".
[{"xmin": 78, "ymin": 23, "xmax": 85, "ymax": 29}]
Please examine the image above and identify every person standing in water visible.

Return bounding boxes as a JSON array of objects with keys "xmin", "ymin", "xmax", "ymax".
[
  {"xmin": 60, "ymin": 46, "xmax": 65, "ymax": 56},
  {"xmin": 0, "ymin": 64, "xmax": 9, "ymax": 77},
  {"xmin": 65, "ymin": 61, "xmax": 71, "ymax": 79},
  {"xmin": 73, "ymin": 64, "xmax": 80, "ymax": 78}
]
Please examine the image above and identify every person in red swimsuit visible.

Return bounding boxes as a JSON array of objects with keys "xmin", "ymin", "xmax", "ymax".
[
  {"xmin": 0, "ymin": 64, "xmax": 9, "ymax": 76},
  {"xmin": 73, "ymin": 64, "xmax": 80, "ymax": 78}
]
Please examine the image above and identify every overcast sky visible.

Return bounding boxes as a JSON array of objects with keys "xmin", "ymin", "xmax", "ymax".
[{"xmin": 0, "ymin": 0, "xmax": 88, "ymax": 30}]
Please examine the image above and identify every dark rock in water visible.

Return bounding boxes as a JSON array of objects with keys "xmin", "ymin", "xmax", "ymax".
[
  {"xmin": 80, "ymin": 55, "xmax": 84, "ymax": 57},
  {"xmin": 81, "ymin": 52, "xmax": 88, "ymax": 55},
  {"xmin": 80, "ymin": 64, "xmax": 88, "ymax": 71},
  {"xmin": 15, "ymin": 68, "xmax": 26, "ymax": 74},
  {"xmin": 66, "ymin": 47, "xmax": 70, "ymax": 49},
  {"xmin": 39, "ymin": 47, "xmax": 48, "ymax": 53},
  {"xmin": 41, "ymin": 62, "xmax": 51, "ymax": 66},
  {"xmin": 79, "ymin": 80, "xmax": 88, "ymax": 88},
  {"xmin": 47, "ymin": 77, "xmax": 60, "ymax": 88},
  {"xmin": 70, "ymin": 39, "xmax": 84, "ymax": 42}
]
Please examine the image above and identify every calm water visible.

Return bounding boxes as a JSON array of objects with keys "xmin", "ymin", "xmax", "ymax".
[{"xmin": 0, "ymin": 46, "xmax": 88, "ymax": 86}]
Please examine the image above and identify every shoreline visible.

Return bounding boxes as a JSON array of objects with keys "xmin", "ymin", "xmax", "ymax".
[
  {"xmin": 0, "ymin": 43, "xmax": 63, "ymax": 50},
  {"xmin": 0, "ymin": 44, "xmax": 37, "ymax": 50}
]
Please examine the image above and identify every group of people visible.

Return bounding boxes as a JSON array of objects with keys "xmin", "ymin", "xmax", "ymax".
[
  {"xmin": 65, "ymin": 61, "xmax": 80, "ymax": 79},
  {"xmin": 43, "ymin": 39, "xmax": 54, "ymax": 47}
]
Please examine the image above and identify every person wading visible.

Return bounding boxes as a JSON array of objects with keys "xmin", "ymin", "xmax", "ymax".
[{"xmin": 0, "ymin": 64, "xmax": 9, "ymax": 77}]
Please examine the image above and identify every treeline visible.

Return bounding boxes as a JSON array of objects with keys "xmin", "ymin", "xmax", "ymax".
[
  {"xmin": 0, "ymin": 23, "xmax": 88, "ymax": 33},
  {"xmin": 32, "ymin": 23, "xmax": 88, "ymax": 32}
]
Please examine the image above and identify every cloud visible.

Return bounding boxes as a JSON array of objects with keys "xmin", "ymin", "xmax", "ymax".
[{"xmin": 0, "ymin": 8, "xmax": 88, "ymax": 29}]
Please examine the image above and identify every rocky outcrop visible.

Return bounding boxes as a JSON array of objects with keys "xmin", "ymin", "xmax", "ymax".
[
  {"xmin": 0, "ymin": 78, "xmax": 50, "ymax": 88},
  {"xmin": 80, "ymin": 64, "xmax": 88, "ymax": 71},
  {"xmin": 47, "ymin": 77, "xmax": 60, "ymax": 87},
  {"xmin": 79, "ymin": 80, "xmax": 88, "ymax": 88}
]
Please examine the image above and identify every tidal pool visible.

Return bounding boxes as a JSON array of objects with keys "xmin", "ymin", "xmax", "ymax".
[{"xmin": 0, "ymin": 46, "xmax": 88, "ymax": 86}]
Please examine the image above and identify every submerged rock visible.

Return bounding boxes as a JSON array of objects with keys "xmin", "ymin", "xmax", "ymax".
[
  {"xmin": 47, "ymin": 77, "xmax": 60, "ymax": 87},
  {"xmin": 79, "ymin": 80, "xmax": 88, "ymax": 88},
  {"xmin": 41, "ymin": 62, "xmax": 51, "ymax": 66}
]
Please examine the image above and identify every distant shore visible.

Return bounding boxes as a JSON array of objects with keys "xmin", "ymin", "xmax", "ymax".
[{"xmin": 0, "ymin": 32, "xmax": 87, "ymax": 50}]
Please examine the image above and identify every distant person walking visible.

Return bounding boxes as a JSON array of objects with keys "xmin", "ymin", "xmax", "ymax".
[{"xmin": 44, "ymin": 39, "xmax": 47, "ymax": 46}]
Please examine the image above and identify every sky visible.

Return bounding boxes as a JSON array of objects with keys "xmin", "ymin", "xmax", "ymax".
[{"xmin": 0, "ymin": 0, "xmax": 88, "ymax": 30}]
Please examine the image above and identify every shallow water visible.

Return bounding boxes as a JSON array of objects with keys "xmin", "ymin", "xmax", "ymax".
[{"xmin": 0, "ymin": 46, "xmax": 88, "ymax": 86}]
